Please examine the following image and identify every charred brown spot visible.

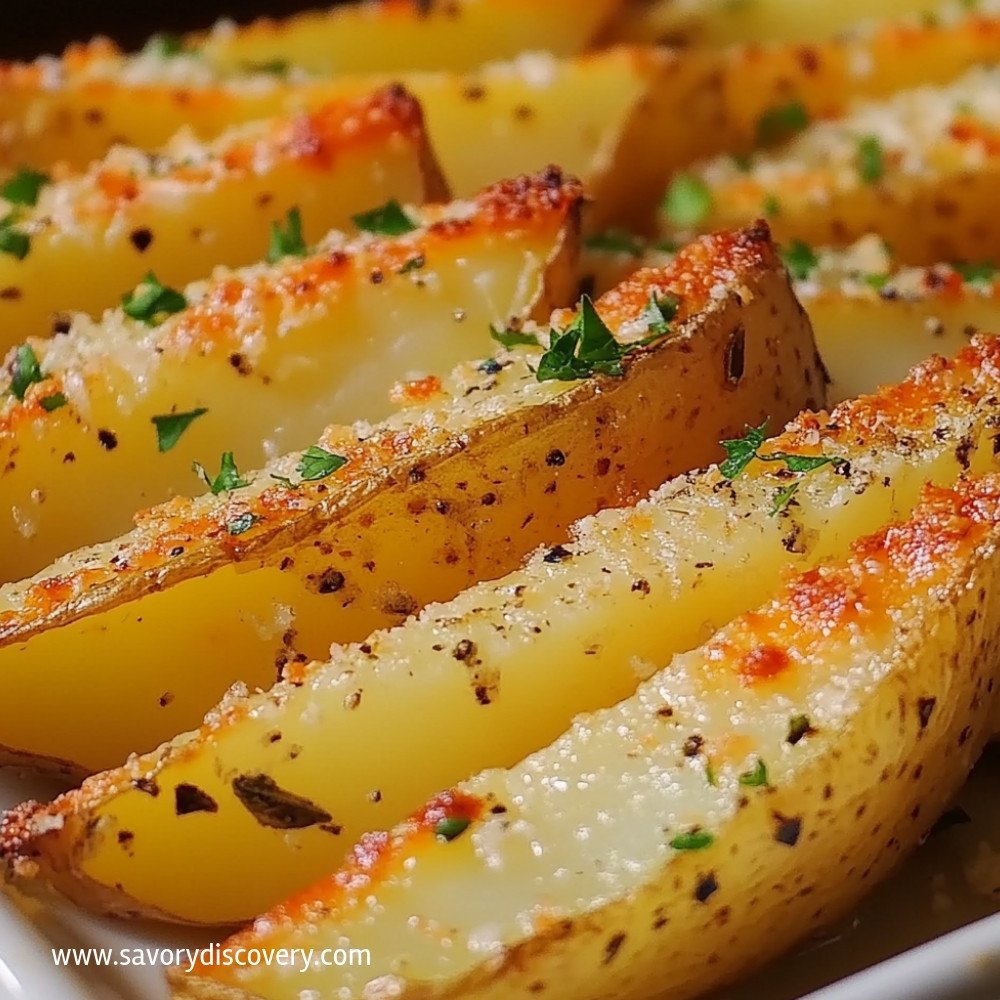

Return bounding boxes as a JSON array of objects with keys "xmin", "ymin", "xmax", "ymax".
[
  {"xmin": 129, "ymin": 228, "xmax": 153, "ymax": 253},
  {"xmin": 773, "ymin": 813, "xmax": 802, "ymax": 846},
  {"xmin": 695, "ymin": 872, "xmax": 719, "ymax": 903},
  {"xmin": 918, "ymin": 697, "xmax": 937, "ymax": 730},
  {"xmin": 0, "ymin": 287, "xmax": 21, "ymax": 300},
  {"xmin": 603, "ymin": 933, "xmax": 626, "ymax": 965},
  {"xmin": 724, "ymin": 325, "xmax": 746, "ymax": 386},
  {"xmin": 545, "ymin": 449, "xmax": 565, "ymax": 467},
  {"xmin": 543, "ymin": 545, "xmax": 572, "ymax": 563},
  {"xmin": 683, "ymin": 734, "xmax": 704, "ymax": 757},
  {"xmin": 132, "ymin": 777, "xmax": 160, "ymax": 797},
  {"xmin": 317, "ymin": 569, "xmax": 346, "ymax": 594},
  {"xmin": 175, "ymin": 784, "xmax": 219, "ymax": 816},
  {"xmin": 453, "ymin": 639, "xmax": 477, "ymax": 662},
  {"xmin": 231, "ymin": 773, "xmax": 332, "ymax": 829},
  {"xmin": 97, "ymin": 429, "xmax": 118, "ymax": 450}
]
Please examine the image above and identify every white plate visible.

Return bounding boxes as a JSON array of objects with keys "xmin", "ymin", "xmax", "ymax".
[{"xmin": 3, "ymin": 748, "xmax": 1000, "ymax": 1000}]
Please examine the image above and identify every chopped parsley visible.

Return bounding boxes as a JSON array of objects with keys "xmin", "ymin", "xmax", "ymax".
[
  {"xmin": 670, "ymin": 829, "xmax": 714, "ymax": 851},
  {"xmin": 780, "ymin": 240, "xmax": 819, "ymax": 281},
  {"xmin": 762, "ymin": 194, "xmax": 781, "ymax": 218},
  {"xmin": 297, "ymin": 445, "xmax": 347, "ymax": 481},
  {"xmin": 434, "ymin": 816, "xmax": 471, "ymax": 842},
  {"xmin": 266, "ymin": 207, "xmax": 307, "ymax": 264},
  {"xmin": 151, "ymin": 408, "xmax": 208, "ymax": 453},
  {"xmin": 143, "ymin": 33, "xmax": 186, "ymax": 58},
  {"xmin": 9, "ymin": 343, "xmax": 43, "ymax": 401},
  {"xmin": 398, "ymin": 254, "xmax": 425, "ymax": 274},
  {"xmin": 0, "ymin": 215, "xmax": 30, "ymax": 260},
  {"xmin": 351, "ymin": 199, "xmax": 417, "ymax": 236},
  {"xmin": 490, "ymin": 324, "xmax": 540, "ymax": 349},
  {"xmin": 770, "ymin": 481, "xmax": 800, "ymax": 516},
  {"xmin": 227, "ymin": 512, "xmax": 260, "ymax": 536},
  {"xmin": 719, "ymin": 420, "xmax": 768, "ymax": 479},
  {"xmin": 638, "ymin": 291, "xmax": 679, "ymax": 339},
  {"xmin": 536, "ymin": 295, "xmax": 631, "ymax": 382},
  {"xmin": 2, "ymin": 168, "xmax": 50, "ymax": 207},
  {"xmin": 731, "ymin": 153, "xmax": 753, "ymax": 172},
  {"xmin": 738, "ymin": 759, "xmax": 769, "ymax": 787},
  {"xmin": 193, "ymin": 452, "xmax": 250, "ymax": 494},
  {"xmin": 786, "ymin": 714, "xmax": 814, "ymax": 745},
  {"xmin": 583, "ymin": 230, "xmax": 644, "ymax": 257},
  {"xmin": 653, "ymin": 239, "xmax": 679, "ymax": 255},
  {"xmin": 954, "ymin": 260, "xmax": 997, "ymax": 285},
  {"xmin": 39, "ymin": 392, "xmax": 67, "ymax": 412},
  {"xmin": 240, "ymin": 59, "xmax": 290, "ymax": 76},
  {"xmin": 662, "ymin": 174, "xmax": 713, "ymax": 229},
  {"xmin": 122, "ymin": 272, "xmax": 187, "ymax": 326},
  {"xmin": 864, "ymin": 273, "xmax": 889, "ymax": 292},
  {"xmin": 857, "ymin": 135, "xmax": 885, "ymax": 184},
  {"xmin": 755, "ymin": 101, "xmax": 810, "ymax": 147}
]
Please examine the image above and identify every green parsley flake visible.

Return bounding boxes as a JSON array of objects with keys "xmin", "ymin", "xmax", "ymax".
[
  {"xmin": 40, "ymin": 392, "xmax": 67, "ymax": 412},
  {"xmin": 240, "ymin": 59, "xmax": 290, "ymax": 76},
  {"xmin": 193, "ymin": 451, "xmax": 251, "ymax": 495},
  {"xmin": 351, "ymin": 199, "xmax": 417, "ymax": 236},
  {"xmin": 9, "ymin": 343, "xmax": 43, "ymax": 401},
  {"xmin": 399, "ymin": 254, "xmax": 425, "ymax": 274},
  {"xmin": 662, "ymin": 174, "xmax": 713, "ymax": 230},
  {"xmin": 2, "ymin": 168, "xmax": 50, "ymax": 207},
  {"xmin": 143, "ymin": 33, "xmax": 186, "ymax": 57},
  {"xmin": 122, "ymin": 272, "xmax": 187, "ymax": 326},
  {"xmin": 954, "ymin": 260, "xmax": 997, "ymax": 285},
  {"xmin": 227, "ymin": 512, "xmax": 260, "ymax": 536},
  {"xmin": 267, "ymin": 207, "xmax": 307, "ymax": 264},
  {"xmin": 857, "ymin": 135, "xmax": 885, "ymax": 184},
  {"xmin": 0, "ymin": 215, "xmax": 30, "ymax": 260},
  {"xmin": 434, "ymin": 816, "xmax": 471, "ymax": 842},
  {"xmin": 719, "ymin": 420, "xmax": 768, "ymax": 479},
  {"xmin": 670, "ymin": 830, "xmax": 714, "ymax": 851},
  {"xmin": 583, "ymin": 230, "xmax": 644, "ymax": 257},
  {"xmin": 864, "ymin": 273, "xmax": 889, "ymax": 292},
  {"xmin": 770, "ymin": 481, "xmax": 800, "ymax": 516},
  {"xmin": 755, "ymin": 101, "xmax": 810, "ymax": 147},
  {"xmin": 762, "ymin": 194, "xmax": 781, "ymax": 218},
  {"xmin": 739, "ymin": 759, "xmax": 769, "ymax": 787},
  {"xmin": 780, "ymin": 240, "xmax": 819, "ymax": 281},
  {"xmin": 490, "ymin": 324, "xmax": 541, "ymax": 349},
  {"xmin": 537, "ymin": 295, "xmax": 631, "ymax": 382},
  {"xmin": 638, "ymin": 291, "xmax": 679, "ymax": 339},
  {"xmin": 151, "ymin": 408, "xmax": 208, "ymax": 453},
  {"xmin": 297, "ymin": 445, "xmax": 347, "ymax": 482},
  {"xmin": 787, "ymin": 714, "xmax": 814, "ymax": 744}
]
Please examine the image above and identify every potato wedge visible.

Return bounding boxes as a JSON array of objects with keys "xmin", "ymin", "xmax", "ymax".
[
  {"xmin": 0, "ymin": 225, "xmax": 821, "ymax": 781},
  {"xmin": 582, "ymin": 233, "xmax": 1000, "ymax": 401},
  {"xmin": 5, "ymin": 5, "xmax": 998, "ymax": 219},
  {"xmin": 0, "ymin": 86, "xmax": 447, "ymax": 342},
  {"xmin": 0, "ymin": 226, "xmax": 825, "ymax": 924},
  {"xmin": 0, "ymin": 170, "xmax": 579, "ymax": 581},
  {"xmin": 168, "ymin": 472, "xmax": 1000, "ymax": 1000},
  {"xmin": 607, "ymin": 0, "xmax": 954, "ymax": 47},
  {"xmin": 658, "ymin": 65, "xmax": 1000, "ymax": 263},
  {"xmin": 187, "ymin": 0, "xmax": 623, "ymax": 75}
]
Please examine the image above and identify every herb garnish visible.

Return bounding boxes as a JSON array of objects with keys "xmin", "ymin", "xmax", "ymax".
[
  {"xmin": 0, "ymin": 215, "xmax": 29, "ymax": 260},
  {"xmin": 780, "ymin": 240, "xmax": 819, "ymax": 281},
  {"xmin": 954, "ymin": 260, "xmax": 997, "ymax": 285},
  {"xmin": 143, "ymin": 33, "xmax": 186, "ymax": 58},
  {"xmin": 9, "ymin": 343, "xmax": 43, "ymax": 400},
  {"xmin": 227, "ymin": 512, "xmax": 260, "ymax": 536},
  {"xmin": 122, "ymin": 272, "xmax": 187, "ymax": 326},
  {"xmin": 193, "ymin": 451, "xmax": 250, "ymax": 494},
  {"xmin": 762, "ymin": 194, "xmax": 781, "ymax": 218},
  {"xmin": 266, "ymin": 207, "xmax": 307, "ymax": 263},
  {"xmin": 770, "ymin": 482, "xmax": 800, "ymax": 516},
  {"xmin": 536, "ymin": 296, "xmax": 626, "ymax": 381},
  {"xmin": 639, "ymin": 291, "xmax": 680, "ymax": 338},
  {"xmin": 2, "ymin": 168, "xmax": 50, "ymax": 207},
  {"xmin": 857, "ymin": 135, "xmax": 885, "ymax": 184},
  {"xmin": 739, "ymin": 759, "xmax": 769, "ymax": 787},
  {"xmin": 489, "ymin": 324, "xmax": 540, "ymax": 349},
  {"xmin": 40, "ymin": 392, "xmax": 66, "ymax": 412},
  {"xmin": 755, "ymin": 101, "xmax": 810, "ymax": 147},
  {"xmin": 786, "ymin": 714, "xmax": 814, "ymax": 745},
  {"xmin": 670, "ymin": 830, "xmax": 714, "ymax": 851},
  {"xmin": 241, "ymin": 59, "xmax": 290, "ymax": 76},
  {"xmin": 583, "ymin": 230, "xmax": 644, "ymax": 257},
  {"xmin": 297, "ymin": 445, "xmax": 347, "ymax": 481},
  {"xmin": 351, "ymin": 199, "xmax": 417, "ymax": 236},
  {"xmin": 152, "ymin": 407, "xmax": 208, "ymax": 453},
  {"xmin": 435, "ymin": 816, "xmax": 471, "ymax": 842},
  {"xmin": 662, "ymin": 174, "xmax": 713, "ymax": 229}
]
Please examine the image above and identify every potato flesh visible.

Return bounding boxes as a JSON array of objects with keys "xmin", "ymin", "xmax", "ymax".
[
  {"xmin": 187, "ymin": 476, "xmax": 1000, "ymax": 1000},
  {"xmin": 607, "ymin": 0, "xmax": 956, "ymax": 46},
  {"xmin": 191, "ymin": 0, "xmax": 622, "ymax": 74},
  {"xmin": 659, "ymin": 66, "xmax": 1000, "ymax": 262},
  {"xmin": 0, "ymin": 188, "xmax": 575, "ymax": 580},
  {"xmin": 0, "ymin": 245, "xmax": 825, "ymax": 922}
]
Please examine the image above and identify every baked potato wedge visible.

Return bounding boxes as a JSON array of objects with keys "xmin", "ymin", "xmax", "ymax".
[
  {"xmin": 0, "ymin": 226, "xmax": 821, "ymax": 780},
  {"xmin": 0, "ymin": 86, "xmax": 447, "ymax": 342},
  {"xmin": 0, "ymin": 169, "xmax": 579, "ymax": 581},
  {"xmin": 188, "ymin": 0, "xmax": 623, "ymax": 75},
  {"xmin": 168, "ymin": 472, "xmax": 1000, "ymax": 1000},
  {"xmin": 607, "ymin": 0, "xmax": 956, "ymax": 47},
  {"xmin": 658, "ymin": 65, "xmax": 1000, "ymax": 263},
  {"xmin": 582, "ymin": 233, "xmax": 1000, "ymax": 402},
  {"xmin": 0, "ymin": 225, "xmax": 826, "ymax": 924}
]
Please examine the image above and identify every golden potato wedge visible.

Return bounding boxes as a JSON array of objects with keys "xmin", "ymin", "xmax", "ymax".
[
  {"xmin": 6, "ymin": 5, "xmax": 998, "ymax": 220},
  {"xmin": 608, "ymin": 0, "xmax": 952, "ymax": 47},
  {"xmin": 0, "ymin": 225, "xmax": 821, "ymax": 781},
  {"xmin": 0, "ymin": 226, "xmax": 825, "ymax": 923},
  {"xmin": 0, "ymin": 86, "xmax": 447, "ymax": 342},
  {"xmin": 169, "ymin": 472, "xmax": 1000, "ymax": 1000},
  {"xmin": 188, "ymin": 0, "xmax": 624, "ymax": 75},
  {"xmin": 0, "ymin": 170, "xmax": 579, "ymax": 581},
  {"xmin": 582, "ymin": 233, "xmax": 1000, "ymax": 401},
  {"xmin": 658, "ymin": 65, "xmax": 1000, "ymax": 262}
]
